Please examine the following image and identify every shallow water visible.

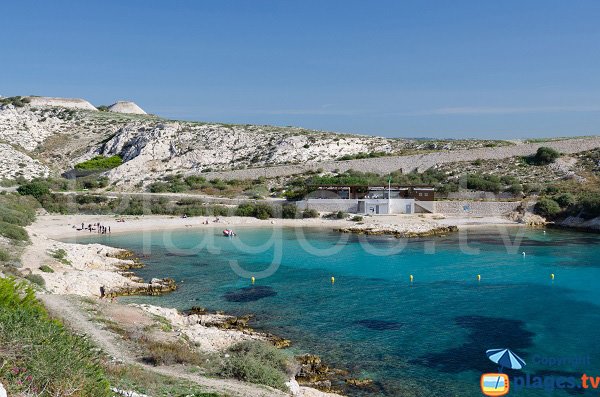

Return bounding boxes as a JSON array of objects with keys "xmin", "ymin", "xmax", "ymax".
[{"xmin": 67, "ymin": 226, "xmax": 600, "ymax": 396}]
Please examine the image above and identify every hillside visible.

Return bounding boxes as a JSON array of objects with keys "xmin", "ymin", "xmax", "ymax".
[{"xmin": 0, "ymin": 97, "xmax": 514, "ymax": 187}]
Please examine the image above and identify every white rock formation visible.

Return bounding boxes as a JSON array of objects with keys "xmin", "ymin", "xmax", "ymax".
[
  {"xmin": 108, "ymin": 101, "xmax": 146, "ymax": 114},
  {"xmin": 0, "ymin": 143, "xmax": 49, "ymax": 179},
  {"xmin": 27, "ymin": 96, "xmax": 97, "ymax": 111}
]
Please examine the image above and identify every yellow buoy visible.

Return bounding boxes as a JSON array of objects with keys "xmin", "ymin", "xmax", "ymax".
[
  {"xmin": 477, "ymin": 274, "xmax": 481, "ymax": 282},
  {"xmin": 550, "ymin": 273, "xmax": 555, "ymax": 280},
  {"xmin": 410, "ymin": 275, "xmax": 414, "ymax": 283},
  {"xmin": 251, "ymin": 276, "xmax": 255, "ymax": 284},
  {"xmin": 331, "ymin": 276, "xmax": 335, "ymax": 284}
]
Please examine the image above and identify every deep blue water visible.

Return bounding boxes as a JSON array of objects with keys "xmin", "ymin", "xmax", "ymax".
[{"xmin": 66, "ymin": 226, "xmax": 600, "ymax": 396}]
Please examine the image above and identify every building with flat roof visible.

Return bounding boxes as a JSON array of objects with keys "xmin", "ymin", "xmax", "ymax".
[{"xmin": 295, "ymin": 185, "xmax": 435, "ymax": 215}]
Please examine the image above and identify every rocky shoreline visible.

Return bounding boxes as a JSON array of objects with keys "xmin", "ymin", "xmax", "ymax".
[
  {"xmin": 23, "ymin": 228, "xmax": 347, "ymax": 396},
  {"xmin": 336, "ymin": 224, "xmax": 459, "ymax": 238}
]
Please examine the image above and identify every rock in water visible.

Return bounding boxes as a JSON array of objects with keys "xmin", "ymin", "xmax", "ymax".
[
  {"xmin": 107, "ymin": 101, "xmax": 147, "ymax": 114},
  {"xmin": 223, "ymin": 286, "xmax": 277, "ymax": 302},
  {"xmin": 355, "ymin": 319, "xmax": 403, "ymax": 330}
]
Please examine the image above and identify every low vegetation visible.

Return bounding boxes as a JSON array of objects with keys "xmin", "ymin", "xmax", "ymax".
[
  {"xmin": 337, "ymin": 151, "xmax": 389, "ymax": 161},
  {"xmin": 0, "ymin": 278, "xmax": 111, "ymax": 396},
  {"xmin": 219, "ymin": 341, "xmax": 291, "ymax": 391},
  {"xmin": 139, "ymin": 337, "xmax": 206, "ymax": 367},
  {"xmin": 0, "ymin": 95, "xmax": 31, "ymax": 107},
  {"xmin": 39, "ymin": 264, "xmax": 54, "ymax": 273},
  {"xmin": 105, "ymin": 364, "xmax": 221, "ymax": 397},
  {"xmin": 0, "ymin": 193, "xmax": 37, "ymax": 243},
  {"xmin": 0, "ymin": 248, "xmax": 10, "ymax": 262},
  {"xmin": 74, "ymin": 155, "xmax": 123, "ymax": 171},
  {"xmin": 148, "ymin": 174, "xmax": 271, "ymax": 198},
  {"xmin": 527, "ymin": 146, "xmax": 561, "ymax": 165}
]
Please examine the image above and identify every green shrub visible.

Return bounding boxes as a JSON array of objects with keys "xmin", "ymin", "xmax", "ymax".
[
  {"xmin": 234, "ymin": 203, "xmax": 274, "ymax": 219},
  {"xmin": 0, "ymin": 278, "xmax": 111, "ymax": 396},
  {"xmin": 577, "ymin": 192, "xmax": 600, "ymax": 219},
  {"xmin": 554, "ymin": 193, "xmax": 576, "ymax": 208},
  {"xmin": 507, "ymin": 183, "xmax": 523, "ymax": 195},
  {"xmin": 351, "ymin": 215, "xmax": 364, "ymax": 222},
  {"xmin": 139, "ymin": 338, "xmax": 204, "ymax": 366},
  {"xmin": 148, "ymin": 182, "xmax": 170, "ymax": 193},
  {"xmin": 0, "ymin": 248, "xmax": 9, "ymax": 261},
  {"xmin": 219, "ymin": 341, "xmax": 290, "ymax": 391},
  {"xmin": 0, "ymin": 221, "xmax": 29, "ymax": 241},
  {"xmin": 25, "ymin": 274, "xmax": 45, "ymax": 287},
  {"xmin": 74, "ymin": 155, "xmax": 123, "ymax": 171},
  {"xmin": 532, "ymin": 147, "xmax": 560, "ymax": 165},
  {"xmin": 281, "ymin": 203, "xmax": 298, "ymax": 219},
  {"xmin": 302, "ymin": 208, "xmax": 319, "ymax": 218},
  {"xmin": 335, "ymin": 211, "xmax": 347, "ymax": 219},
  {"xmin": 39, "ymin": 265, "xmax": 54, "ymax": 273},
  {"xmin": 534, "ymin": 197, "xmax": 562, "ymax": 218},
  {"xmin": 466, "ymin": 174, "xmax": 502, "ymax": 193},
  {"xmin": 17, "ymin": 181, "xmax": 50, "ymax": 200},
  {"xmin": 235, "ymin": 203, "xmax": 257, "ymax": 217},
  {"xmin": 254, "ymin": 204, "xmax": 273, "ymax": 220}
]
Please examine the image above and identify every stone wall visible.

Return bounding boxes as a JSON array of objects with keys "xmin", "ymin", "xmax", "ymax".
[
  {"xmin": 296, "ymin": 199, "xmax": 358, "ymax": 213},
  {"xmin": 434, "ymin": 201, "xmax": 521, "ymax": 216},
  {"xmin": 201, "ymin": 137, "xmax": 600, "ymax": 181}
]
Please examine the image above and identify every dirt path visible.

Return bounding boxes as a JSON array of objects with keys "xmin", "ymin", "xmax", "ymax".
[{"xmin": 39, "ymin": 294, "xmax": 288, "ymax": 397}]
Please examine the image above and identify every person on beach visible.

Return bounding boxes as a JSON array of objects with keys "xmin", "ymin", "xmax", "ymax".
[{"xmin": 99, "ymin": 285, "xmax": 105, "ymax": 299}]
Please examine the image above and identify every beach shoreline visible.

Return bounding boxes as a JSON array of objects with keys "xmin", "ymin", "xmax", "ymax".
[{"xmin": 30, "ymin": 213, "xmax": 521, "ymax": 240}]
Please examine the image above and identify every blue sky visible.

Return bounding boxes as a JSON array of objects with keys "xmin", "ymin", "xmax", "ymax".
[{"xmin": 2, "ymin": 1, "xmax": 600, "ymax": 139}]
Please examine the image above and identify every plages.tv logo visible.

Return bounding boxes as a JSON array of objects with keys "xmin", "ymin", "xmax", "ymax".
[{"xmin": 481, "ymin": 348, "xmax": 526, "ymax": 396}]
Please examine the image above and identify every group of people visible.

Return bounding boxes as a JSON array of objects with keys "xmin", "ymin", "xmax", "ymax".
[{"xmin": 78, "ymin": 222, "xmax": 111, "ymax": 234}]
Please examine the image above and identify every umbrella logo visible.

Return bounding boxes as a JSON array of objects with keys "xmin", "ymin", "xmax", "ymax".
[{"xmin": 480, "ymin": 348, "xmax": 526, "ymax": 396}]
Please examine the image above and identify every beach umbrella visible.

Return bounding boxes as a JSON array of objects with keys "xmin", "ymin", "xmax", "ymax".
[{"xmin": 486, "ymin": 348, "xmax": 526, "ymax": 371}]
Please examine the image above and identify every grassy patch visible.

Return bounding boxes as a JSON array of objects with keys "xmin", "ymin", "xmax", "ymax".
[
  {"xmin": 0, "ymin": 221, "xmax": 29, "ymax": 241},
  {"xmin": 25, "ymin": 274, "xmax": 45, "ymax": 288},
  {"xmin": 219, "ymin": 341, "xmax": 291, "ymax": 391},
  {"xmin": 337, "ymin": 151, "xmax": 390, "ymax": 161},
  {"xmin": 0, "ymin": 248, "xmax": 10, "ymax": 262},
  {"xmin": 39, "ymin": 264, "xmax": 54, "ymax": 273},
  {"xmin": 50, "ymin": 248, "xmax": 71, "ymax": 265},
  {"xmin": 0, "ymin": 278, "xmax": 111, "ymax": 396},
  {"xmin": 75, "ymin": 155, "xmax": 123, "ymax": 171},
  {"xmin": 105, "ymin": 364, "xmax": 221, "ymax": 397},
  {"xmin": 139, "ymin": 337, "xmax": 206, "ymax": 367}
]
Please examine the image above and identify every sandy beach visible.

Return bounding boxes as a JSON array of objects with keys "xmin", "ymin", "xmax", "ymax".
[{"xmin": 30, "ymin": 212, "xmax": 520, "ymax": 240}]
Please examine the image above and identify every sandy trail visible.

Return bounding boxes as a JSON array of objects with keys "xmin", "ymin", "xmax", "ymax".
[{"xmin": 40, "ymin": 294, "xmax": 289, "ymax": 397}]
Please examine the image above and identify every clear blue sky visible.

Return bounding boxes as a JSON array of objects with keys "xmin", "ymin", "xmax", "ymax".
[{"xmin": 2, "ymin": 1, "xmax": 600, "ymax": 139}]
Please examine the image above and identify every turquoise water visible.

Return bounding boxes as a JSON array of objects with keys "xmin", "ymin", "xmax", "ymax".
[{"xmin": 67, "ymin": 226, "xmax": 600, "ymax": 396}]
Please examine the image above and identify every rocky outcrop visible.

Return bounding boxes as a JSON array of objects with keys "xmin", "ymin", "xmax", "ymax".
[
  {"xmin": 336, "ymin": 225, "xmax": 458, "ymax": 238},
  {"xmin": 556, "ymin": 216, "xmax": 600, "ymax": 232},
  {"xmin": 105, "ymin": 277, "xmax": 177, "ymax": 297},
  {"xmin": 0, "ymin": 143, "xmax": 49, "ymax": 179},
  {"xmin": 108, "ymin": 101, "xmax": 147, "ymax": 115},
  {"xmin": 27, "ymin": 96, "xmax": 97, "ymax": 111}
]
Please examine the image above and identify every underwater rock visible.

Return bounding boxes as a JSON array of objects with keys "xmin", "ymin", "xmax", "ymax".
[
  {"xmin": 183, "ymin": 306, "xmax": 208, "ymax": 315},
  {"xmin": 223, "ymin": 286, "xmax": 277, "ymax": 302},
  {"xmin": 356, "ymin": 319, "xmax": 403, "ymax": 330},
  {"xmin": 336, "ymin": 225, "xmax": 458, "ymax": 238},
  {"xmin": 345, "ymin": 378, "xmax": 374, "ymax": 387}
]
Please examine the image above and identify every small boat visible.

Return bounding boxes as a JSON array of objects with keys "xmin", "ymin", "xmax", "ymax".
[{"xmin": 223, "ymin": 229, "xmax": 236, "ymax": 237}]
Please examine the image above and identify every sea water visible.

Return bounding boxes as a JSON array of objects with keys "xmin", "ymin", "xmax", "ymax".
[{"xmin": 67, "ymin": 226, "xmax": 600, "ymax": 396}]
